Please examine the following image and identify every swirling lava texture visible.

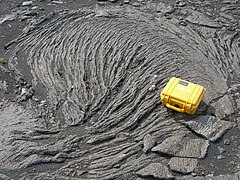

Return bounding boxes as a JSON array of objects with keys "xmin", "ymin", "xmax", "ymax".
[
  {"xmin": 3, "ymin": 6, "xmax": 240, "ymax": 179},
  {"xmin": 13, "ymin": 9, "xmax": 236, "ymax": 127}
]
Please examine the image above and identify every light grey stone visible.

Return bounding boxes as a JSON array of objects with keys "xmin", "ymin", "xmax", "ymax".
[
  {"xmin": 177, "ymin": 171, "xmax": 240, "ymax": 179},
  {"xmin": 217, "ymin": 155, "xmax": 226, "ymax": 160},
  {"xmin": 185, "ymin": 10, "xmax": 221, "ymax": 28},
  {"xmin": 213, "ymin": 171, "xmax": 240, "ymax": 180},
  {"xmin": 0, "ymin": 174, "xmax": 11, "ymax": 180},
  {"xmin": 236, "ymin": 98, "xmax": 240, "ymax": 109},
  {"xmin": 191, "ymin": 172, "xmax": 197, "ymax": 177},
  {"xmin": 228, "ymin": 84, "xmax": 240, "ymax": 93},
  {"xmin": 133, "ymin": 2, "xmax": 141, "ymax": 7},
  {"xmin": 95, "ymin": 10, "xmax": 110, "ymax": 17},
  {"xmin": 22, "ymin": 1, "xmax": 33, "ymax": 6},
  {"xmin": 218, "ymin": 146, "xmax": 225, "ymax": 154},
  {"xmin": 143, "ymin": 134, "xmax": 155, "ymax": 153},
  {"xmin": 17, "ymin": 87, "xmax": 35, "ymax": 102},
  {"xmin": 178, "ymin": 2, "xmax": 186, "ymax": 7},
  {"xmin": 176, "ymin": 176, "xmax": 206, "ymax": 180},
  {"xmin": 210, "ymin": 95, "xmax": 235, "ymax": 119},
  {"xmin": 137, "ymin": 163, "xmax": 174, "ymax": 179},
  {"xmin": 156, "ymin": 3, "xmax": 175, "ymax": 14},
  {"xmin": 224, "ymin": 139, "xmax": 230, "ymax": 145},
  {"xmin": 183, "ymin": 115, "xmax": 236, "ymax": 142},
  {"xmin": 169, "ymin": 157, "xmax": 198, "ymax": 174},
  {"xmin": 148, "ymin": 85, "xmax": 156, "ymax": 91},
  {"xmin": 0, "ymin": 14, "xmax": 16, "ymax": 25},
  {"xmin": 152, "ymin": 135, "xmax": 209, "ymax": 158},
  {"xmin": 31, "ymin": 6, "xmax": 38, "ymax": 10},
  {"xmin": 108, "ymin": 0, "xmax": 118, "ymax": 3},
  {"xmin": 51, "ymin": 1, "xmax": 64, "ymax": 4}
]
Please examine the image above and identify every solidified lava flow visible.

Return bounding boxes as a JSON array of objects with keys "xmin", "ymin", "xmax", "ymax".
[
  {"xmin": 10, "ymin": 8, "xmax": 235, "ymax": 127},
  {"xmin": 1, "ymin": 5, "xmax": 240, "ymax": 179}
]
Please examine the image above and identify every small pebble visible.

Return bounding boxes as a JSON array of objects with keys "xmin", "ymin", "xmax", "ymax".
[
  {"xmin": 31, "ymin": 6, "xmax": 38, "ymax": 10},
  {"xmin": 217, "ymin": 155, "xmax": 226, "ymax": 160},
  {"xmin": 179, "ymin": 21, "xmax": 187, "ymax": 26},
  {"xmin": 32, "ymin": 96, "xmax": 39, "ymax": 102},
  {"xmin": 148, "ymin": 84, "xmax": 156, "ymax": 91},
  {"xmin": 20, "ymin": 88, "xmax": 27, "ymax": 96},
  {"xmin": 153, "ymin": 75, "xmax": 158, "ymax": 79},
  {"xmin": 191, "ymin": 172, "xmax": 197, "ymax": 177},
  {"xmin": 22, "ymin": 1, "xmax": 33, "ymax": 6},
  {"xmin": 224, "ymin": 139, "xmax": 230, "ymax": 145},
  {"xmin": 52, "ymin": 1, "xmax": 64, "ymax": 4},
  {"xmin": 235, "ymin": 92, "xmax": 240, "ymax": 97},
  {"xmin": 178, "ymin": 1, "xmax": 186, "ymax": 7},
  {"xmin": 133, "ymin": 2, "xmax": 141, "ymax": 7},
  {"xmin": 218, "ymin": 146, "xmax": 226, "ymax": 154},
  {"xmin": 26, "ymin": 83, "xmax": 32, "ymax": 88}
]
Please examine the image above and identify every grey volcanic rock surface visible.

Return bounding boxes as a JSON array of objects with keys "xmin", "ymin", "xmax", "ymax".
[
  {"xmin": 143, "ymin": 134, "xmax": 156, "ymax": 153},
  {"xmin": 0, "ymin": 0, "xmax": 240, "ymax": 179},
  {"xmin": 182, "ymin": 115, "xmax": 236, "ymax": 142},
  {"xmin": 137, "ymin": 162, "xmax": 174, "ymax": 179},
  {"xmin": 152, "ymin": 135, "xmax": 210, "ymax": 158},
  {"xmin": 177, "ymin": 171, "xmax": 240, "ymax": 180},
  {"xmin": 169, "ymin": 157, "xmax": 198, "ymax": 174},
  {"xmin": 210, "ymin": 95, "xmax": 235, "ymax": 119}
]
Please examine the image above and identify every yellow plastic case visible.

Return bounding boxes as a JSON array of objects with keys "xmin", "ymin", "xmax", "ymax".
[{"xmin": 160, "ymin": 77, "xmax": 206, "ymax": 115}]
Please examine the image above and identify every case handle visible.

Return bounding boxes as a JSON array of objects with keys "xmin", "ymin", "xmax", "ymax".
[{"xmin": 166, "ymin": 103, "xmax": 184, "ymax": 113}]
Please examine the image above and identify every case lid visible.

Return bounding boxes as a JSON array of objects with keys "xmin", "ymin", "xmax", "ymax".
[{"xmin": 161, "ymin": 77, "xmax": 205, "ymax": 106}]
